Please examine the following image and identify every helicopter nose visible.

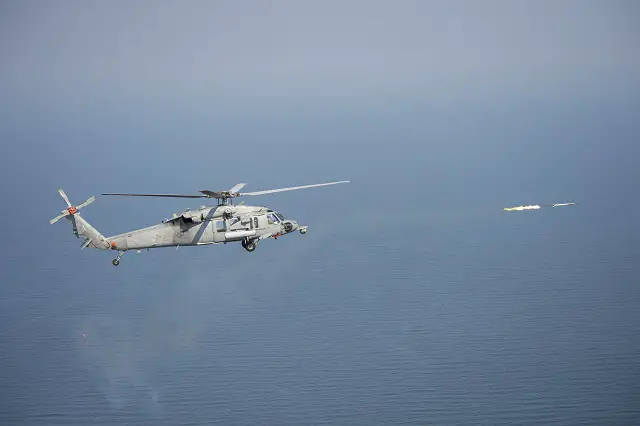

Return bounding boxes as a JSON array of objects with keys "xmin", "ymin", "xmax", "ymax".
[{"xmin": 283, "ymin": 220, "xmax": 298, "ymax": 233}]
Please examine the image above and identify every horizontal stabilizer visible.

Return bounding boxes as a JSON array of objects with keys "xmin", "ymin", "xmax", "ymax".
[{"xmin": 81, "ymin": 238, "xmax": 92, "ymax": 250}]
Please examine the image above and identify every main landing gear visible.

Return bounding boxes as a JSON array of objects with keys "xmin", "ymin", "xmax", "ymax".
[
  {"xmin": 112, "ymin": 250, "xmax": 125, "ymax": 266},
  {"xmin": 241, "ymin": 239, "xmax": 257, "ymax": 252}
]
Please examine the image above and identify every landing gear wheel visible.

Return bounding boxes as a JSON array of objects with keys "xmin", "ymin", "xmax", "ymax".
[
  {"xmin": 112, "ymin": 250, "xmax": 125, "ymax": 266},
  {"xmin": 244, "ymin": 241, "xmax": 256, "ymax": 252}
]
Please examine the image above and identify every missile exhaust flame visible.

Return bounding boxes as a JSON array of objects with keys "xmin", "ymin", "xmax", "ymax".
[{"xmin": 503, "ymin": 202, "xmax": 577, "ymax": 212}]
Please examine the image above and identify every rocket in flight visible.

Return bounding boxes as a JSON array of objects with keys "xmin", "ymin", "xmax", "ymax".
[{"xmin": 503, "ymin": 202, "xmax": 577, "ymax": 212}]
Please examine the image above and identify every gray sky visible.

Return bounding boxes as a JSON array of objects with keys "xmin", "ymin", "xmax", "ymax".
[{"xmin": 1, "ymin": 0, "xmax": 638, "ymax": 107}]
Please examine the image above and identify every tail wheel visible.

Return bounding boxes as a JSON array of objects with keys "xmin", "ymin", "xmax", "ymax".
[
  {"xmin": 112, "ymin": 250, "xmax": 125, "ymax": 266},
  {"xmin": 244, "ymin": 241, "xmax": 256, "ymax": 252}
]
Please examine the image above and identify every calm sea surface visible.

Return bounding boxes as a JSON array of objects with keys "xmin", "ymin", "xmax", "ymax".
[
  {"xmin": 1, "ymin": 193, "xmax": 638, "ymax": 425},
  {"xmin": 1, "ymin": 100, "xmax": 639, "ymax": 425}
]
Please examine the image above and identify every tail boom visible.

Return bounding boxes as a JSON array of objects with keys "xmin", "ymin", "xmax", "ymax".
[{"xmin": 70, "ymin": 214, "xmax": 110, "ymax": 250}]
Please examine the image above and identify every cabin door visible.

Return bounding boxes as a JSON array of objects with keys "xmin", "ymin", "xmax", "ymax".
[{"xmin": 212, "ymin": 219, "xmax": 227, "ymax": 243}]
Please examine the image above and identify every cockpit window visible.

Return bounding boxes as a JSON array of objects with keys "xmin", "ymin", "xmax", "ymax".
[
  {"xmin": 275, "ymin": 213, "xmax": 286, "ymax": 221},
  {"xmin": 268, "ymin": 213, "xmax": 280, "ymax": 224}
]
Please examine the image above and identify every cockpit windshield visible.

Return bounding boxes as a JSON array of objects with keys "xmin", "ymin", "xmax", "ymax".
[{"xmin": 267, "ymin": 212, "xmax": 286, "ymax": 224}]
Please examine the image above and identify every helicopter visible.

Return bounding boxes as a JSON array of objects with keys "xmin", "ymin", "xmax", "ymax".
[{"xmin": 50, "ymin": 181, "xmax": 349, "ymax": 266}]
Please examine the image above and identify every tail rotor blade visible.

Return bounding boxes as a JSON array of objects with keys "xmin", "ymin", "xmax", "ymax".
[
  {"xmin": 58, "ymin": 188, "xmax": 72, "ymax": 207},
  {"xmin": 76, "ymin": 196, "xmax": 95, "ymax": 210},
  {"xmin": 50, "ymin": 212, "xmax": 69, "ymax": 224}
]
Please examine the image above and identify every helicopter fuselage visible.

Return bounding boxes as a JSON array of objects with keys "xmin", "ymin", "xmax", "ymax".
[{"xmin": 107, "ymin": 204, "xmax": 302, "ymax": 252}]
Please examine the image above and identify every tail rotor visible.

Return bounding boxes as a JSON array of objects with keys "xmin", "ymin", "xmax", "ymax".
[{"xmin": 50, "ymin": 188, "xmax": 95, "ymax": 224}]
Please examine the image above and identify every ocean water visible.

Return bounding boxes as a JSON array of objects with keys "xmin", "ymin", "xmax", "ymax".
[{"xmin": 1, "ymin": 99, "xmax": 639, "ymax": 425}]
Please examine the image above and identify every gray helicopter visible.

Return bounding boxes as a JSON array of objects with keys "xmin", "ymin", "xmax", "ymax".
[{"xmin": 50, "ymin": 181, "xmax": 349, "ymax": 266}]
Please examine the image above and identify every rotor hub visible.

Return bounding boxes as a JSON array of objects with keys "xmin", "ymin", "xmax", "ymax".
[{"xmin": 68, "ymin": 206, "xmax": 77, "ymax": 215}]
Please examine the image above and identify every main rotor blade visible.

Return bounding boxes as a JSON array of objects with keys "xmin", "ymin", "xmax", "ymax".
[
  {"xmin": 228, "ymin": 183, "xmax": 247, "ymax": 194},
  {"xmin": 199, "ymin": 190, "xmax": 226, "ymax": 198},
  {"xmin": 58, "ymin": 188, "xmax": 72, "ymax": 207},
  {"xmin": 240, "ymin": 180, "xmax": 350, "ymax": 196},
  {"xmin": 101, "ymin": 193, "xmax": 206, "ymax": 198},
  {"xmin": 76, "ymin": 196, "xmax": 95, "ymax": 210}
]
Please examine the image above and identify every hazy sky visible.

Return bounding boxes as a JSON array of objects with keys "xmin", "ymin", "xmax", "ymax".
[
  {"xmin": 1, "ymin": 0, "xmax": 638, "ymax": 208},
  {"xmin": 1, "ymin": 0, "xmax": 638, "ymax": 108},
  {"xmin": 0, "ymin": 0, "xmax": 638, "ymax": 209}
]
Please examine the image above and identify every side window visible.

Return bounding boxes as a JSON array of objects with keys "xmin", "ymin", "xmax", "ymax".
[
  {"xmin": 216, "ymin": 220, "xmax": 226, "ymax": 232},
  {"xmin": 249, "ymin": 217, "xmax": 253, "ymax": 229},
  {"xmin": 253, "ymin": 217, "xmax": 259, "ymax": 229}
]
